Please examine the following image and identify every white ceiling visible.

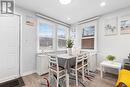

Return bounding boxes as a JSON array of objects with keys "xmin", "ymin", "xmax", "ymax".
[{"xmin": 16, "ymin": 0, "xmax": 130, "ymax": 24}]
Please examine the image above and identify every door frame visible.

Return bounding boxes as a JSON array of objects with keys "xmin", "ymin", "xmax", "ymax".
[{"xmin": 15, "ymin": 13, "xmax": 22, "ymax": 78}]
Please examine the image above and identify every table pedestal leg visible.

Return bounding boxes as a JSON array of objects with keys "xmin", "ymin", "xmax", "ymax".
[{"xmin": 66, "ymin": 71, "xmax": 69, "ymax": 87}]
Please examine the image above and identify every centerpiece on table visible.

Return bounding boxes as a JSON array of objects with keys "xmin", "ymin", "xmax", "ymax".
[{"xmin": 66, "ymin": 39, "xmax": 73, "ymax": 55}]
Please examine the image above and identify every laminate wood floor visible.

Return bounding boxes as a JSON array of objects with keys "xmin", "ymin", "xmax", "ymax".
[{"xmin": 22, "ymin": 72, "xmax": 117, "ymax": 87}]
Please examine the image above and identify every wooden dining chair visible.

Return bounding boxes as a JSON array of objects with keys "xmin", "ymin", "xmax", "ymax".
[
  {"xmin": 48, "ymin": 54, "xmax": 66, "ymax": 87},
  {"xmin": 70, "ymin": 53, "xmax": 85, "ymax": 86}
]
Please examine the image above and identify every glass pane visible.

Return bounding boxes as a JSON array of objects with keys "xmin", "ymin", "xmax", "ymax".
[
  {"xmin": 82, "ymin": 38, "xmax": 94, "ymax": 49},
  {"xmin": 58, "ymin": 39, "xmax": 66, "ymax": 48},
  {"xmin": 82, "ymin": 26, "xmax": 95, "ymax": 37},
  {"xmin": 70, "ymin": 28, "xmax": 76, "ymax": 39},
  {"xmin": 39, "ymin": 23, "xmax": 53, "ymax": 50},
  {"xmin": 57, "ymin": 27, "xmax": 66, "ymax": 39},
  {"xmin": 57, "ymin": 26, "xmax": 67, "ymax": 48}
]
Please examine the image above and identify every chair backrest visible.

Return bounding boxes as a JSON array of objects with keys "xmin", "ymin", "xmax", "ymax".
[
  {"xmin": 76, "ymin": 52, "xmax": 90, "ymax": 66},
  {"xmin": 76, "ymin": 53, "xmax": 84, "ymax": 62},
  {"xmin": 83, "ymin": 52, "xmax": 90, "ymax": 66},
  {"xmin": 72, "ymin": 48, "xmax": 81, "ymax": 55},
  {"xmin": 49, "ymin": 55, "xmax": 57, "ymax": 64},
  {"xmin": 75, "ymin": 53, "xmax": 85, "ymax": 69},
  {"xmin": 83, "ymin": 52, "xmax": 89, "ymax": 59},
  {"xmin": 48, "ymin": 53, "xmax": 59, "ymax": 71}
]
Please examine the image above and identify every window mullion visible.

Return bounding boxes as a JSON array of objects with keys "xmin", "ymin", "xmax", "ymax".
[{"xmin": 53, "ymin": 24, "xmax": 57, "ymax": 51}]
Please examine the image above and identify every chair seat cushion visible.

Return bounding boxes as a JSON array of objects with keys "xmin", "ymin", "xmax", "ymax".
[
  {"xmin": 50, "ymin": 65, "xmax": 65, "ymax": 71},
  {"xmin": 50, "ymin": 65, "xmax": 66, "ymax": 77},
  {"xmin": 71, "ymin": 62, "xmax": 83, "ymax": 69}
]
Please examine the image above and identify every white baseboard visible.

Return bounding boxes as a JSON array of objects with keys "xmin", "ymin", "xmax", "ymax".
[{"xmin": 21, "ymin": 70, "xmax": 36, "ymax": 76}]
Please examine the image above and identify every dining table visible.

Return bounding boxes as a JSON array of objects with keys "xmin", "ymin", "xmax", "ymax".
[{"xmin": 50, "ymin": 53, "xmax": 76, "ymax": 87}]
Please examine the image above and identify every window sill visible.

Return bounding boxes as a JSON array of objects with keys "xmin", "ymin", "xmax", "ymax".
[
  {"xmin": 37, "ymin": 49, "xmax": 54, "ymax": 53},
  {"xmin": 57, "ymin": 49, "xmax": 67, "ymax": 51},
  {"xmin": 82, "ymin": 36, "xmax": 94, "ymax": 39},
  {"xmin": 37, "ymin": 49, "xmax": 67, "ymax": 54},
  {"xmin": 81, "ymin": 49, "xmax": 97, "ymax": 52}
]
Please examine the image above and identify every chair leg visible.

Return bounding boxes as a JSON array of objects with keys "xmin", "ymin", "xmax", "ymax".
[
  {"xmin": 57, "ymin": 79, "xmax": 59, "ymax": 87},
  {"xmin": 49, "ymin": 70, "xmax": 51, "ymax": 83},
  {"xmin": 88, "ymin": 64, "xmax": 90, "ymax": 75},
  {"xmin": 82, "ymin": 67, "xmax": 85, "ymax": 81},
  {"xmin": 76, "ymin": 70, "xmax": 78, "ymax": 86},
  {"xmin": 88, "ymin": 69, "xmax": 90, "ymax": 75},
  {"xmin": 57, "ymin": 73, "xmax": 59, "ymax": 87}
]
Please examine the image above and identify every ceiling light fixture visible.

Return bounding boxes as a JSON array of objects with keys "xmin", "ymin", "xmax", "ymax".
[
  {"xmin": 100, "ymin": 2, "xmax": 106, "ymax": 7},
  {"xmin": 67, "ymin": 17, "xmax": 71, "ymax": 20},
  {"xmin": 59, "ymin": 0, "xmax": 72, "ymax": 5}
]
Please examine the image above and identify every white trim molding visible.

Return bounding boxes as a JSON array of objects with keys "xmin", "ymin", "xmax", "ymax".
[{"xmin": 21, "ymin": 70, "xmax": 36, "ymax": 76}]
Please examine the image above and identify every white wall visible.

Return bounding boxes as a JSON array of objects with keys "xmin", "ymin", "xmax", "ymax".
[
  {"xmin": 16, "ymin": 7, "xmax": 37, "ymax": 76},
  {"xmin": 74, "ymin": 7, "xmax": 130, "ymax": 73},
  {"xmin": 15, "ymin": 6, "xmax": 130, "ymax": 75},
  {"xmin": 97, "ymin": 7, "xmax": 130, "ymax": 73}
]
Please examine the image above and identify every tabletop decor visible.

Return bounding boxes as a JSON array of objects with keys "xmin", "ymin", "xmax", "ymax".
[
  {"xmin": 106, "ymin": 55, "xmax": 115, "ymax": 61},
  {"xmin": 66, "ymin": 39, "xmax": 73, "ymax": 55}
]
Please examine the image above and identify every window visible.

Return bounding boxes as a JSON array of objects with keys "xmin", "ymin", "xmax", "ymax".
[
  {"xmin": 82, "ymin": 26, "xmax": 95, "ymax": 37},
  {"xmin": 57, "ymin": 26, "xmax": 68, "ymax": 49},
  {"xmin": 81, "ymin": 21, "xmax": 97, "ymax": 50},
  {"xmin": 38, "ymin": 22, "xmax": 53, "ymax": 50},
  {"xmin": 37, "ymin": 19, "xmax": 69, "ymax": 52}
]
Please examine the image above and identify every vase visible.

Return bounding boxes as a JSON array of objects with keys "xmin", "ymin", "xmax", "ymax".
[{"xmin": 67, "ymin": 48, "xmax": 72, "ymax": 55}]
